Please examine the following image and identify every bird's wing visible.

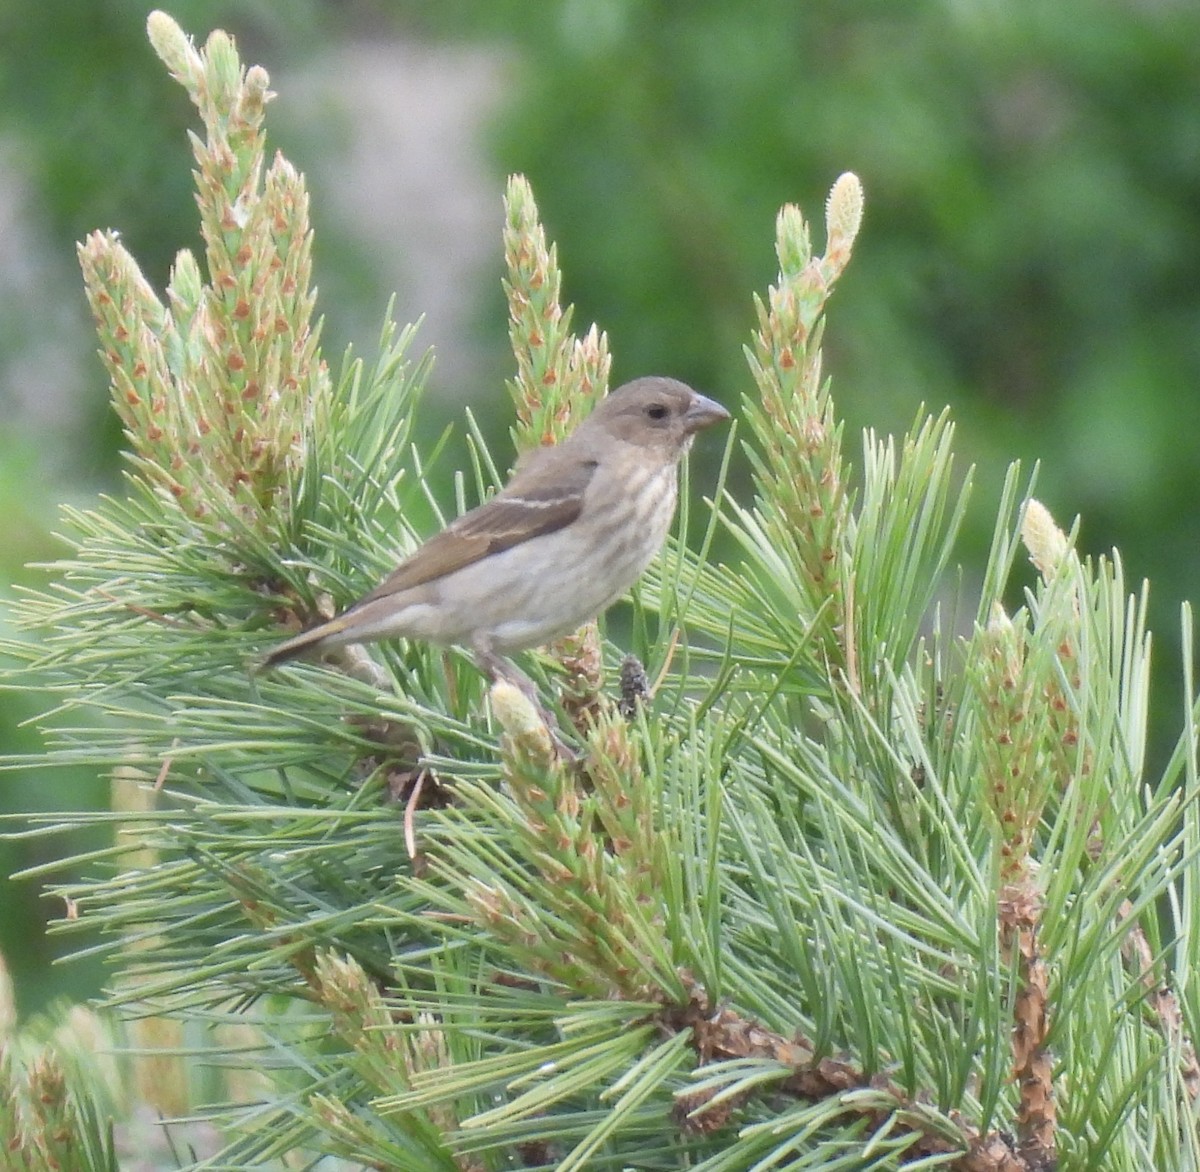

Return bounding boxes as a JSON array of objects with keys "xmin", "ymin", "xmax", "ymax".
[{"xmin": 353, "ymin": 447, "xmax": 599, "ymax": 604}]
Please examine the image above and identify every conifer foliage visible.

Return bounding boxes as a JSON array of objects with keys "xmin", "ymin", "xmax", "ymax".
[{"xmin": 3, "ymin": 13, "xmax": 1199, "ymax": 1170}]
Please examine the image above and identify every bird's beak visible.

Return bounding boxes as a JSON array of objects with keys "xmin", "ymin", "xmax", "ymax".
[{"xmin": 683, "ymin": 393, "xmax": 731, "ymax": 434}]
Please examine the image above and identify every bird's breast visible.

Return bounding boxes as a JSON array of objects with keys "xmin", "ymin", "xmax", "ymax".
[
  {"xmin": 585, "ymin": 459, "xmax": 678, "ymax": 558},
  {"xmin": 424, "ymin": 460, "xmax": 679, "ymax": 652}
]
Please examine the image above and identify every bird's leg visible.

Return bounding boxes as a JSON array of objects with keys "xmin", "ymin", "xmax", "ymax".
[{"xmin": 472, "ymin": 640, "xmax": 577, "ymax": 762}]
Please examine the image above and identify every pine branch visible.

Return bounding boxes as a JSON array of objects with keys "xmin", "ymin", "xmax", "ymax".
[{"xmin": 3, "ymin": 11, "xmax": 1199, "ymax": 1171}]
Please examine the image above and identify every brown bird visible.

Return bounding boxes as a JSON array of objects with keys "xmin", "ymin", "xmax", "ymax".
[{"xmin": 261, "ymin": 376, "xmax": 730, "ymax": 676}]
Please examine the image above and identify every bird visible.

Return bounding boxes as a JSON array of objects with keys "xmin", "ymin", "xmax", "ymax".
[{"xmin": 260, "ymin": 376, "xmax": 730, "ymax": 677}]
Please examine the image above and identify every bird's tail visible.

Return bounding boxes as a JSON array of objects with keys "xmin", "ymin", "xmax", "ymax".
[{"xmin": 257, "ymin": 614, "xmax": 354, "ymax": 670}]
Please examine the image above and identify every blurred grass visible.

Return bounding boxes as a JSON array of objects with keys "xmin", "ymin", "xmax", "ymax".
[{"xmin": 0, "ymin": 435, "xmax": 109, "ymax": 1016}]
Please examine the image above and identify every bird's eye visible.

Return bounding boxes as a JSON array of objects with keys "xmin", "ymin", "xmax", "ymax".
[{"xmin": 645, "ymin": 403, "xmax": 669, "ymax": 421}]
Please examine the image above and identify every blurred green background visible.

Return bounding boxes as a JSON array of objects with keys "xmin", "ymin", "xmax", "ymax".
[{"xmin": 2, "ymin": 0, "xmax": 1198, "ymax": 1015}]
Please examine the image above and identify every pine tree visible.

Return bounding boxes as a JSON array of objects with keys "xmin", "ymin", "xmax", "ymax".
[{"xmin": 3, "ymin": 12, "xmax": 1199, "ymax": 1170}]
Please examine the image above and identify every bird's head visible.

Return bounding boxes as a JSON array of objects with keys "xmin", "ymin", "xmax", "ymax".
[{"xmin": 584, "ymin": 376, "xmax": 730, "ymax": 459}]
